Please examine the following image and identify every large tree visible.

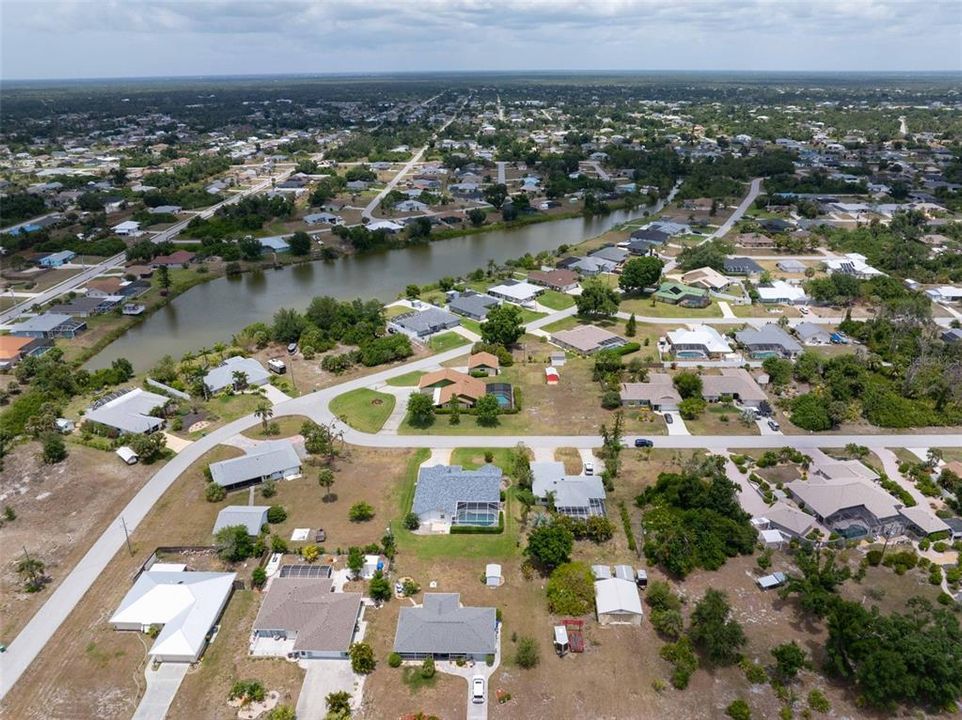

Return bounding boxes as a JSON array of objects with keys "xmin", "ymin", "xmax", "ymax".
[
  {"xmin": 406, "ymin": 393, "xmax": 435, "ymax": 427},
  {"xmin": 481, "ymin": 304, "xmax": 524, "ymax": 346},
  {"xmin": 526, "ymin": 522, "xmax": 574, "ymax": 571},
  {"xmin": 689, "ymin": 588, "xmax": 746, "ymax": 666},
  {"xmin": 575, "ymin": 278, "xmax": 619, "ymax": 319},
  {"xmin": 619, "ymin": 256, "xmax": 664, "ymax": 294}
]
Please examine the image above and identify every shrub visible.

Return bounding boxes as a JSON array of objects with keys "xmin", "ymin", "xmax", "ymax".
[
  {"xmin": 545, "ymin": 562, "xmax": 595, "ymax": 615},
  {"xmin": 41, "ymin": 433, "xmax": 68, "ymax": 464},
  {"xmin": 601, "ymin": 390, "xmax": 622, "ymax": 409},
  {"xmin": 251, "ymin": 567, "xmax": 267, "ymax": 589},
  {"xmin": 515, "ymin": 636, "xmax": 540, "ymax": 669},
  {"xmin": 403, "ymin": 511, "xmax": 421, "ymax": 530},
  {"xmin": 388, "ymin": 652, "xmax": 402, "ymax": 668},
  {"xmin": 646, "ymin": 580, "xmax": 682, "ymax": 612},
  {"xmin": 726, "ymin": 699, "xmax": 751, "ymax": 720},
  {"xmin": 650, "ymin": 608, "xmax": 684, "ymax": 640},
  {"xmin": 740, "ymin": 658, "xmax": 768, "ymax": 684},
  {"xmin": 260, "ymin": 479, "xmax": 277, "ymax": 498},
  {"xmin": 349, "ymin": 501, "xmax": 375, "ymax": 522},
  {"xmin": 807, "ymin": 689, "xmax": 830, "ymax": 713},
  {"xmin": 450, "ymin": 512, "xmax": 504, "ymax": 534},
  {"xmin": 215, "ymin": 525, "xmax": 254, "ymax": 562},
  {"xmin": 660, "ymin": 637, "xmax": 698, "ymax": 689},
  {"xmin": 865, "ymin": 549, "xmax": 883, "ymax": 566},
  {"xmin": 420, "ymin": 657, "xmax": 435, "ymax": 679},
  {"xmin": 266, "ymin": 505, "xmax": 287, "ymax": 523},
  {"xmin": 349, "ymin": 642, "xmax": 376, "ymax": 674}
]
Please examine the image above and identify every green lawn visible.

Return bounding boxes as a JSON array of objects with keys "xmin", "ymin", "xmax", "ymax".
[
  {"xmin": 541, "ymin": 315, "xmax": 580, "ymax": 333},
  {"xmin": 620, "ymin": 297, "xmax": 723, "ymax": 318},
  {"xmin": 683, "ymin": 403, "xmax": 760, "ymax": 436},
  {"xmin": 329, "ymin": 388, "xmax": 396, "ymax": 433},
  {"xmin": 385, "ymin": 370, "xmax": 426, "ymax": 387},
  {"xmin": 519, "ymin": 308, "xmax": 547, "ymax": 324},
  {"xmin": 398, "ymin": 411, "xmax": 532, "ymax": 436},
  {"xmin": 205, "ymin": 393, "xmax": 265, "ymax": 423},
  {"xmin": 460, "ymin": 318, "xmax": 483, "ymax": 336},
  {"xmin": 450, "ymin": 447, "xmax": 520, "ymax": 470},
  {"xmin": 428, "ymin": 331, "xmax": 470, "ymax": 352},
  {"xmin": 537, "ymin": 290, "xmax": 575, "ymax": 310}
]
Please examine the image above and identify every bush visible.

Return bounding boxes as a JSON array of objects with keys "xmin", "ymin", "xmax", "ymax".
[
  {"xmin": 650, "ymin": 608, "xmax": 684, "ymax": 640},
  {"xmin": 646, "ymin": 580, "xmax": 682, "ymax": 612},
  {"xmin": 349, "ymin": 642, "xmax": 376, "ymax": 674},
  {"xmin": 450, "ymin": 512, "xmax": 504, "ymax": 534},
  {"xmin": 41, "ymin": 433, "xmax": 68, "ymax": 464},
  {"xmin": 251, "ymin": 566, "xmax": 267, "ymax": 589},
  {"xmin": 205, "ymin": 483, "xmax": 226, "ymax": 502},
  {"xmin": 660, "ymin": 637, "xmax": 698, "ymax": 689},
  {"xmin": 601, "ymin": 390, "xmax": 622, "ymax": 409},
  {"xmin": 420, "ymin": 657, "xmax": 435, "ymax": 679},
  {"xmin": 266, "ymin": 505, "xmax": 287, "ymax": 523},
  {"xmin": 349, "ymin": 501, "xmax": 375, "ymax": 522},
  {"xmin": 807, "ymin": 689, "xmax": 830, "ymax": 713},
  {"xmin": 726, "ymin": 699, "xmax": 751, "ymax": 720},
  {"xmin": 515, "ymin": 636, "xmax": 540, "ymax": 669},
  {"xmin": 740, "ymin": 658, "xmax": 768, "ymax": 684},
  {"xmin": 865, "ymin": 549, "xmax": 883, "ymax": 566},
  {"xmin": 526, "ymin": 522, "xmax": 574, "ymax": 570},
  {"xmin": 388, "ymin": 652, "xmax": 402, "ymax": 668},
  {"xmin": 545, "ymin": 562, "xmax": 595, "ymax": 615}
]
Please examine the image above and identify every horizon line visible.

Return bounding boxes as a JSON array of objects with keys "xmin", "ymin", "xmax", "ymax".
[{"xmin": 3, "ymin": 67, "xmax": 962, "ymax": 84}]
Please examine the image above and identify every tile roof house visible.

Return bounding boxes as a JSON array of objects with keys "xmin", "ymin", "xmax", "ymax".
[
  {"xmin": 418, "ymin": 368, "xmax": 487, "ymax": 407},
  {"xmin": 531, "ymin": 461, "xmax": 607, "ymax": 518},
  {"xmin": 209, "ymin": 440, "xmax": 302, "ymax": 489},
  {"xmin": 468, "ymin": 351, "xmax": 499, "ymax": 375},
  {"xmin": 251, "ymin": 577, "xmax": 362, "ymax": 659},
  {"xmin": 551, "ymin": 325, "xmax": 626, "ymax": 355},
  {"xmin": 150, "ymin": 250, "xmax": 196, "ymax": 267},
  {"xmin": 764, "ymin": 501, "xmax": 825, "ymax": 540},
  {"xmin": 85, "ymin": 388, "xmax": 169, "ymax": 434},
  {"xmin": 679, "ymin": 267, "xmax": 731, "ymax": 292},
  {"xmin": 619, "ymin": 373, "xmax": 682, "ymax": 411},
  {"xmin": 654, "ymin": 281, "xmax": 710, "ymax": 307},
  {"xmin": 212, "ymin": 506, "xmax": 269, "ymax": 536},
  {"xmin": 447, "ymin": 292, "xmax": 499, "ymax": 320},
  {"xmin": 413, "ymin": 464, "xmax": 502, "ymax": 531},
  {"xmin": 0, "ymin": 335, "xmax": 52, "ymax": 367},
  {"xmin": 569, "ymin": 256, "xmax": 617, "ymax": 276},
  {"xmin": 735, "ymin": 324, "xmax": 803, "ymax": 358},
  {"xmin": 776, "ymin": 259, "xmax": 807, "ymax": 273},
  {"xmin": 110, "ymin": 568, "xmax": 236, "ymax": 663},
  {"xmin": 394, "ymin": 593, "xmax": 497, "ymax": 660},
  {"xmin": 204, "ymin": 356, "xmax": 271, "ymax": 394},
  {"xmin": 786, "ymin": 476, "xmax": 905, "ymax": 540},
  {"xmin": 527, "ymin": 269, "xmax": 579, "ymax": 292},
  {"xmin": 734, "ymin": 232, "xmax": 775, "ymax": 248},
  {"xmin": 387, "ymin": 307, "xmax": 461, "ymax": 339}
]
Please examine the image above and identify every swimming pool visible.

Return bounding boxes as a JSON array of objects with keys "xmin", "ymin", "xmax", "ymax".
[{"xmin": 486, "ymin": 383, "xmax": 514, "ymax": 409}]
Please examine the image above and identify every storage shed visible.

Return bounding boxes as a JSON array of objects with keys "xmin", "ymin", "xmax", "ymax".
[{"xmin": 485, "ymin": 564, "xmax": 503, "ymax": 587}]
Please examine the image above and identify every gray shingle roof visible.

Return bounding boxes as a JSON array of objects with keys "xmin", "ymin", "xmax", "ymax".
[
  {"xmin": 394, "ymin": 593, "xmax": 497, "ymax": 656},
  {"xmin": 213, "ymin": 506, "xmax": 269, "ymax": 535},
  {"xmin": 11, "ymin": 313, "xmax": 78, "ymax": 334},
  {"xmin": 735, "ymin": 324, "xmax": 803, "ymax": 353},
  {"xmin": 210, "ymin": 441, "xmax": 301, "ymax": 488},
  {"xmin": 204, "ymin": 356, "xmax": 271, "ymax": 393},
  {"xmin": 390, "ymin": 307, "xmax": 460, "ymax": 335},
  {"xmin": 253, "ymin": 578, "xmax": 362, "ymax": 654},
  {"xmin": 85, "ymin": 388, "xmax": 168, "ymax": 434},
  {"xmin": 413, "ymin": 464, "xmax": 501, "ymax": 517},
  {"xmin": 448, "ymin": 293, "xmax": 498, "ymax": 319}
]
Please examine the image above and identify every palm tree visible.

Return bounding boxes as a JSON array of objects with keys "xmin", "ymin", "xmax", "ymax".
[
  {"xmin": 17, "ymin": 555, "xmax": 47, "ymax": 592},
  {"xmin": 318, "ymin": 468, "xmax": 335, "ymax": 502},
  {"xmin": 232, "ymin": 370, "xmax": 249, "ymax": 390},
  {"xmin": 254, "ymin": 401, "xmax": 273, "ymax": 432}
]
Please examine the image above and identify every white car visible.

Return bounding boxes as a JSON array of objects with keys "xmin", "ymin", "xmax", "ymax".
[
  {"xmin": 583, "ymin": 461, "xmax": 594, "ymax": 476},
  {"xmin": 472, "ymin": 676, "xmax": 485, "ymax": 704}
]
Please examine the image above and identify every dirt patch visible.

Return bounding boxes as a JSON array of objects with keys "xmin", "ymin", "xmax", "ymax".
[{"xmin": 0, "ymin": 441, "xmax": 154, "ymax": 642}]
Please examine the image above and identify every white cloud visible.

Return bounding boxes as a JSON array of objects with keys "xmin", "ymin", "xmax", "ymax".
[{"xmin": 1, "ymin": 0, "xmax": 959, "ymax": 78}]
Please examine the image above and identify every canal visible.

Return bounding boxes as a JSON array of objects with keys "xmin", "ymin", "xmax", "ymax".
[{"xmin": 88, "ymin": 202, "xmax": 665, "ymax": 370}]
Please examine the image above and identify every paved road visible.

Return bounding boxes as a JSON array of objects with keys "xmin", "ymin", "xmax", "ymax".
[
  {"xmin": 0, "ymin": 174, "xmax": 283, "ymax": 326},
  {"xmin": 707, "ymin": 177, "xmax": 762, "ymax": 241}
]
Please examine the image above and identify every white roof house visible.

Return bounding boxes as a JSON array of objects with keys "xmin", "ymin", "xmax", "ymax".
[
  {"xmin": 925, "ymin": 286, "xmax": 962, "ymax": 304},
  {"xmin": 209, "ymin": 441, "xmax": 301, "ymax": 489},
  {"xmin": 666, "ymin": 324, "xmax": 734, "ymax": 357},
  {"xmin": 110, "ymin": 569, "xmax": 236, "ymax": 662},
  {"xmin": 112, "ymin": 220, "xmax": 141, "ymax": 236},
  {"xmin": 595, "ymin": 578, "xmax": 643, "ymax": 625},
  {"xmin": 213, "ymin": 505, "xmax": 270, "ymax": 536},
  {"xmin": 487, "ymin": 281, "xmax": 543, "ymax": 305},
  {"xmin": 757, "ymin": 280, "xmax": 809, "ymax": 304},
  {"xmin": 824, "ymin": 253, "xmax": 884, "ymax": 278},
  {"xmin": 86, "ymin": 388, "xmax": 168, "ymax": 434},
  {"xmin": 204, "ymin": 356, "xmax": 271, "ymax": 393}
]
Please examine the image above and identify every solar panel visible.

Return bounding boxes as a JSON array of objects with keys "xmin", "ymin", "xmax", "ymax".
[{"xmin": 278, "ymin": 564, "xmax": 331, "ymax": 579}]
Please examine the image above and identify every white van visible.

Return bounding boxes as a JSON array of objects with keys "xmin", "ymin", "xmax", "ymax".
[{"xmin": 267, "ymin": 358, "xmax": 287, "ymax": 374}]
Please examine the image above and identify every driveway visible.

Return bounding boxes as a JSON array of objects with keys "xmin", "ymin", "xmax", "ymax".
[
  {"xmin": 263, "ymin": 384, "xmax": 292, "ymax": 405},
  {"xmin": 721, "ymin": 454, "xmax": 770, "ymax": 518},
  {"xmin": 663, "ymin": 411, "xmax": 690, "ymax": 436},
  {"xmin": 756, "ymin": 419, "xmax": 782, "ymax": 436},
  {"xmin": 437, "ymin": 627, "xmax": 502, "ymax": 720},
  {"xmin": 132, "ymin": 662, "xmax": 188, "ymax": 720},
  {"xmin": 296, "ymin": 659, "xmax": 360, "ymax": 720}
]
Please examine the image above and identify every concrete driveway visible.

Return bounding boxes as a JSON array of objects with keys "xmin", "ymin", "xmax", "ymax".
[
  {"xmin": 663, "ymin": 411, "xmax": 690, "ymax": 435},
  {"xmin": 756, "ymin": 418, "xmax": 783, "ymax": 436},
  {"xmin": 296, "ymin": 659, "xmax": 359, "ymax": 720},
  {"xmin": 437, "ymin": 627, "xmax": 502, "ymax": 720},
  {"xmin": 132, "ymin": 663, "xmax": 188, "ymax": 720}
]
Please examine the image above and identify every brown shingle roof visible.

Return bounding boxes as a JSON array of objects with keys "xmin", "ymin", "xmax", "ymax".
[{"xmin": 252, "ymin": 578, "xmax": 362, "ymax": 654}]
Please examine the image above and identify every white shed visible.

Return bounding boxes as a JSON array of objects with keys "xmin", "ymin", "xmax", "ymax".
[
  {"xmin": 595, "ymin": 578, "xmax": 643, "ymax": 625},
  {"xmin": 116, "ymin": 446, "xmax": 139, "ymax": 465},
  {"xmin": 485, "ymin": 563, "xmax": 503, "ymax": 587}
]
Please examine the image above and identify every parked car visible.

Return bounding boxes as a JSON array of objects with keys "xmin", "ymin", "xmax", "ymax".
[
  {"xmin": 315, "ymin": 528, "xmax": 326, "ymax": 543},
  {"xmin": 287, "ymin": 342, "xmax": 298, "ymax": 354},
  {"xmin": 798, "ymin": 306, "xmax": 809, "ymax": 315},
  {"xmin": 267, "ymin": 358, "xmax": 287, "ymax": 374},
  {"xmin": 665, "ymin": 413, "xmax": 674, "ymax": 424},
  {"xmin": 583, "ymin": 461, "xmax": 594, "ymax": 475},
  {"xmin": 634, "ymin": 438, "xmax": 653, "ymax": 448},
  {"xmin": 472, "ymin": 676, "xmax": 486, "ymax": 704},
  {"xmin": 768, "ymin": 420, "xmax": 781, "ymax": 431}
]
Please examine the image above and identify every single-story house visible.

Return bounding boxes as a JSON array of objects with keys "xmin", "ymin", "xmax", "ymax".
[
  {"xmin": 531, "ymin": 461, "xmax": 607, "ymax": 518},
  {"xmin": 942, "ymin": 328, "xmax": 962, "ymax": 344},
  {"xmin": 551, "ymin": 325, "xmax": 626, "ymax": 355},
  {"xmin": 666, "ymin": 325, "xmax": 733, "ymax": 359},
  {"xmin": 700, "ymin": 369, "xmax": 767, "ymax": 407},
  {"xmin": 112, "ymin": 220, "xmax": 141, "ymax": 236},
  {"xmin": 590, "ymin": 246, "xmax": 630, "ymax": 265},
  {"xmin": 46, "ymin": 295, "xmax": 122, "ymax": 317},
  {"xmin": 212, "ymin": 506, "xmax": 269, "ymax": 536},
  {"xmin": 629, "ymin": 228, "xmax": 670, "ymax": 246},
  {"xmin": 487, "ymin": 280, "xmax": 543, "ymax": 305},
  {"xmin": 304, "ymin": 212, "xmax": 342, "ymax": 226},
  {"xmin": 209, "ymin": 440, "xmax": 302, "ymax": 490},
  {"xmin": 39, "ymin": 250, "xmax": 76, "ymax": 267},
  {"xmin": 654, "ymin": 281, "xmax": 710, "ymax": 308},
  {"xmin": 899, "ymin": 505, "xmax": 951, "ymax": 538},
  {"xmin": 109, "ymin": 568, "xmax": 236, "ymax": 663},
  {"xmin": 679, "ymin": 267, "xmax": 731, "ymax": 292},
  {"xmin": 569, "ymin": 256, "xmax": 617, "ymax": 276},
  {"xmin": 150, "ymin": 250, "xmax": 196, "ymax": 268},
  {"xmin": 10, "ymin": 313, "xmax": 86, "ymax": 339},
  {"xmin": 149, "ymin": 205, "xmax": 182, "ymax": 215},
  {"xmin": 795, "ymin": 322, "xmax": 831, "ymax": 345},
  {"xmin": 418, "ymin": 368, "xmax": 487, "ymax": 408},
  {"xmin": 735, "ymin": 324, "xmax": 803, "ymax": 359},
  {"xmin": 260, "ymin": 236, "xmax": 290, "ymax": 253},
  {"xmin": 85, "ymin": 388, "xmax": 169, "ymax": 435},
  {"xmin": 619, "ymin": 373, "xmax": 682, "ymax": 411},
  {"xmin": 765, "ymin": 501, "xmax": 825, "ymax": 540},
  {"xmin": 595, "ymin": 578, "xmax": 643, "ymax": 625},
  {"xmin": 412, "ymin": 464, "xmax": 502, "ymax": 531},
  {"xmin": 387, "ymin": 307, "xmax": 461, "ymax": 340},
  {"xmin": 527, "ymin": 269, "xmax": 579, "ymax": 292},
  {"xmin": 394, "ymin": 593, "xmax": 497, "ymax": 660},
  {"xmin": 925, "ymin": 286, "xmax": 962, "ymax": 304},
  {"xmin": 824, "ymin": 253, "xmax": 884, "ymax": 279},
  {"xmin": 84, "ymin": 277, "xmax": 125, "ymax": 297},
  {"xmin": 734, "ymin": 232, "xmax": 775, "ymax": 248},
  {"xmin": 367, "ymin": 219, "xmax": 405, "ymax": 233},
  {"xmin": 468, "ymin": 352, "xmax": 499, "ymax": 376},
  {"xmin": 204, "ymin": 356, "xmax": 271, "ymax": 394},
  {"xmin": 395, "ymin": 199, "xmax": 429, "ymax": 213},
  {"xmin": 724, "ymin": 257, "xmax": 764, "ymax": 276},
  {"xmin": 756, "ymin": 280, "xmax": 808, "ymax": 305},
  {"xmin": 0, "ymin": 335, "xmax": 52, "ymax": 367},
  {"xmin": 786, "ymin": 477, "xmax": 905, "ymax": 540},
  {"xmin": 448, "ymin": 291, "xmax": 499, "ymax": 320},
  {"xmin": 251, "ymin": 577, "xmax": 362, "ymax": 659}
]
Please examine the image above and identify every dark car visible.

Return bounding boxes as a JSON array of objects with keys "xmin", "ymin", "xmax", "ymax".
[
  {"xmin": 634, "ymin": 438, "xmax": 654, "ymax": 448},
  {"xmin": 315, "ymin": 529, "xmax": 326, "ymax": 543},
  {"xmin": 665, "ymin": 413, "xmax": 674, "ymax": 424}
]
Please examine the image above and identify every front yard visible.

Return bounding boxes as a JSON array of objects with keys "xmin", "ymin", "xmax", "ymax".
[{"xmin": 330, "ymin": 388, "xmax": 396, "ymax": 433}]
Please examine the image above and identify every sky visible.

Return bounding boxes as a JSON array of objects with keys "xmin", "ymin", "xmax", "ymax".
[{"xmin": 1, "ymin": 0, "xmax": 960, "ymax": 81}]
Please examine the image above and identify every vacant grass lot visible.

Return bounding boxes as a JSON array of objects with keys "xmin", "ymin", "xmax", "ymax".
[
  {"xmin": 241, "ymin": 415, "xmax": 308, "ymax": 440},
  {"xmin": 537, "ymin": 289, "xmax": 576, "ymax": 310},
  {"xmin": 428, "ymin": 331, "xmax": 470, "ymax": 352},
  {"xmin": 683, "ymin": 403, "xmax": 761, "ymax": 436},
  {"xmin": 385, "ymin": 370, "xmax": 426, "ymax": 387},
  {"xmin": 330, "ymin": 388, "xmax": 396, "ymax": 433},
  {"xmin": 620, "ymin": 297, "xmax": 723, "ymax": 318}
]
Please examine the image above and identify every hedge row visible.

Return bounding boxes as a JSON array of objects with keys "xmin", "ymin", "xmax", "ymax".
[{"xmin": 450, "ymin": 512, "xmax": 505, "ymax": 534}]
